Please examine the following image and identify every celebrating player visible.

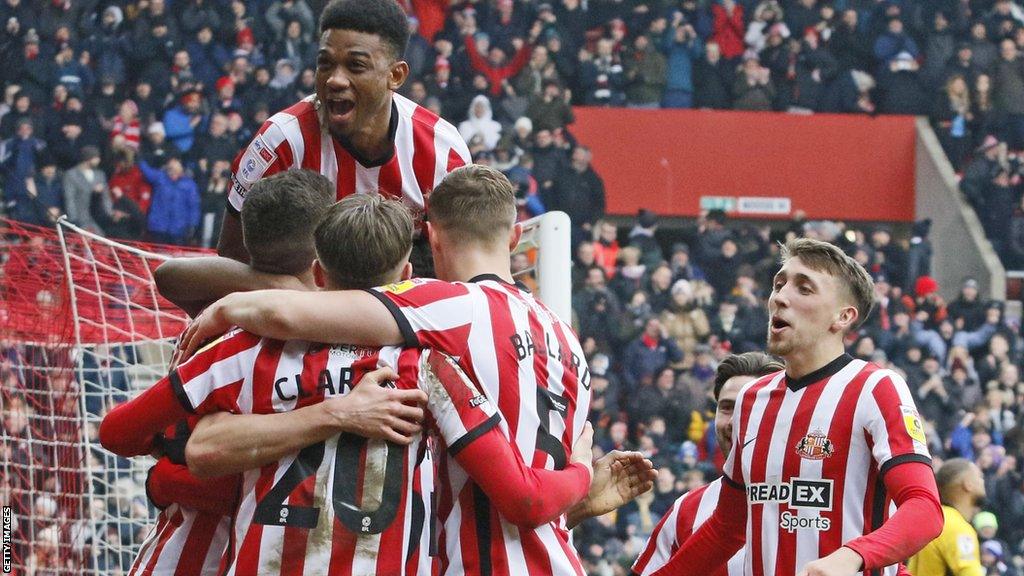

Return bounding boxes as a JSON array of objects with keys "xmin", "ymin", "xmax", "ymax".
[
  {"xmin": 113, "ymin": 170, "xmax": 336, "ymax": 576},
  {"xmin": 908, "ymin": 458, "xmax": 987, "ymax": 576},
  {"xmin": 633, "ymin": 352, "xmax": 784, "ymax": 576},
  {"xmin": 179, "ymin": 165, "xmax": 657, "ymax": 574},
  {"xmin": 103, "ymin": 194, "xmax": 597, "ymax": 575},
  {"xmin": 652, "ymin": 238, "xmax": 943, "ymax": 576},
  {"xmin": 219, "ymin": 0, "xmax": 470, "ymax": 269}
]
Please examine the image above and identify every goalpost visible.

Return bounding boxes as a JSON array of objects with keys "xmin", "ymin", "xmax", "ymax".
[{"xmin": 1, "ymin": 210, "xmax": 572, "ymax": 574}]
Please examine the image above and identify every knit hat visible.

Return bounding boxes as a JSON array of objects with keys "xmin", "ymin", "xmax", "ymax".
[
  {"xmin": 147, "ymin": 121, "xmax": 165, "ymax": 135},
  {"xmin": 80, "ymin": 146, "xmax": 100, "ymax": 163},
  {"xmin": 914, "ymin": 275, "xmax": 939, "ymax": 297},
  {"xmin": 974, "ymin": 511, "xmax": 998, "ymax": 532},
  {"xmin": 982, "ymin": 540, "xmax": 1004, "ymax": 559},
  {"xmin": 215, "ymin": 76, "xmax": 235, "ymax": 93}
]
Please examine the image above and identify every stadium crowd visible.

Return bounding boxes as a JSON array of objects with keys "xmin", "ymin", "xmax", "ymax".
[{"xmin": 3, "ymin": 0, "xmax": 1024, "ymax": 574}]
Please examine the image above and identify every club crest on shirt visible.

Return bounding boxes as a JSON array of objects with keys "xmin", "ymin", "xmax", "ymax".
[
  {"xmin": 901, "ymin": 405, "xmax": 927, "ymax": 443},
  {"xmin": 795, "ymin": 430, "xmax": 835, "ymax": 460}
]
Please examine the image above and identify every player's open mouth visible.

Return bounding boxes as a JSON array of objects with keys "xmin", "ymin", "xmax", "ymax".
[
  {"xmin": 770, "ymin": 317, "xmax": 791, "ymax": 334},
  {"xmin": 326, "ymin": 98, "xmax": 356, "ymax": 122}
]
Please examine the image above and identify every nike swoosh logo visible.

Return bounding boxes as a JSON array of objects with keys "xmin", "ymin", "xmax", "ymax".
[{"xmin": 743, "ymin": 437, "xmax": 757, "ymax": 448}]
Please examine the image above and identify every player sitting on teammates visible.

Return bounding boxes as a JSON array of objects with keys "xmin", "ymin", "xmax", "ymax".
[
  {"xmin": 652, "ymin": 238, "xmax": 943, "ymax": 576},
  {"xmin": 102, "ymin": 194, "xmax": 599, "ymax": 575},
  {"xmin": 219, "ymin": 0, "xmax": 469, "ymax": 276},
  {"xmin": 633, "ymin": 352, "xmax": 784, "ymax": 576},
  {"xmin": 111, "ymin": 170, "xmax": 336, "ymax": 576},
  {"xmin": 179, "ymin": 164, "xmax": 657, "ymax": 575}
]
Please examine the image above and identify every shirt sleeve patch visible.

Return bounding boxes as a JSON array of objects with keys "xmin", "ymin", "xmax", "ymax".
[{"xmin": 901, "ymin": 405, "xmax": 927, "ymax": 444}]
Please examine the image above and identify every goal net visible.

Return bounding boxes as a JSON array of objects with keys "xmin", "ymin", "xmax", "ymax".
[{"xmin": 0, "ymin": 210, "xmax": 571, "ymax": 574}]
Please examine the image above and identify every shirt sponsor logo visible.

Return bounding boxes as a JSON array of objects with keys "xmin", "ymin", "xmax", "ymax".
[
  {"xmin": 747, "ymin": 478, "xmax": 833, "ymax": 510},
  {"xmin": 251, "ymin": 134, "xmax": 277, "ymax": 164},
  {"xmin": 469, "ymin": 394, "xmax": 488, "ymax": 408},
  {"xmin": 795, "ymin": 429, "xmax": 835, "ymax": 460},
  {"xmin": 237, "ymin": 135, "xmax": 274, "ymax": 185},
  {"xmin": 901, "ymin": 405, "xmax": 927, "ymax": 444},
  {"xmin": 779, "ymin": 511, "xmax": 831, "ymax": 532}
]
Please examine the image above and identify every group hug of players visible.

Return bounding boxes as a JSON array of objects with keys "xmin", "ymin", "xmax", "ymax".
[{"xmin": 98, "ymin": 0, "xmax": 956, "ymax": 574}]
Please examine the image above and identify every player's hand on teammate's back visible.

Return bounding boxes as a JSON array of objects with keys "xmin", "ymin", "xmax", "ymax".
[
  {"xmin": 320, "ymin": 366, "xmax": 427, "ymax": 445},
  {"xmin": 571, "ymin": 422, "xmax": 596, "ymax": 479},
  {"xmin": 173, "ymin": 293, "xmax": 239, "ymax": 365},
  {"xmin": 797, "ymin": 547, "xmax": 864, "ymax": 576}
]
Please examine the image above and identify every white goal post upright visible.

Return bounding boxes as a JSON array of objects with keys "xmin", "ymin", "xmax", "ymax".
[{"xmin": 513, "ymin": 211, "xmax": 572, "ymax": 322}]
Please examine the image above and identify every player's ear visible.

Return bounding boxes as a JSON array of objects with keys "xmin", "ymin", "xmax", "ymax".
[
  {"xmin": 426, "ymin": 222, "xmax": 440, "ymax": 252},
  {"xmin": 833, "ymin": 305, "xmax": 858, "ymax": 333},
  {"xmin": 389, "ymin": 60, "xmax": 410, "ymax": 91},
  {"xmin": 312, "ymin": 259, "xmax": 327, "ymax": 289},
  {"xmin": 508, "ymin": 223, "xmax": 523, "ymax": 251},
  {"xmin": 400, "ymin": 260, "xmax": 413, "ymax": 281}
]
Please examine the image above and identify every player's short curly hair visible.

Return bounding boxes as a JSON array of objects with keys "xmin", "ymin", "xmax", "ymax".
[
  {"xmin": 315, "ymin": 194, "xmax": 413, "ymax": 289},
  {"xmin": 319, "ymin": 0, "xmax": 409, "ymax": 60},
  {"xmin": 242, "ymin": 170, "xmax": 334, "ymax": 275}
]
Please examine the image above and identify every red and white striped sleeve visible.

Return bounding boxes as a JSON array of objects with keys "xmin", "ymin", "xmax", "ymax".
[
  {"xmin": 860, "ymin": 369, "xmax": 932, "ymax": 474},
  {"xmin": 365, "ymin": 278, "xmax": 476, "ymax": 354},
  {"xmin": 228, "ymin": 116, "xmax": 298, "ymax": 214},
  {"xmin": 633, "ymin": 495, "xmax": 687, "ymax": 575},
  {"xmin": 172, "ymin": 328, "xmax": 264, "ymax": 415},
  {"xmin": 419, "ymin": 349, "xmax": 501, "ymax": 452}
]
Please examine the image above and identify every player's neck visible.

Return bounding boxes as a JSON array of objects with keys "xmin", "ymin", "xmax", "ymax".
[
  {"xmin": 949, "ymin": 495, "xmax": 976, "ymax": 522},
  {"xmin": 438, "ymin": 246, "xmax": 514, "ymax": 284},
  {"xmin": 784, "ymin": 338, "xmax": 847, "ymax": 381}
]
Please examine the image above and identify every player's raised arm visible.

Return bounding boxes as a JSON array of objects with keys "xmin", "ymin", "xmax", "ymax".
[
  {"xmin": 155, "ymin": 257, "xmax": 312, "ymax": 317},
  {"xmin": 177, "ymin": 288, "xmax": 405, "ymax": 361}
]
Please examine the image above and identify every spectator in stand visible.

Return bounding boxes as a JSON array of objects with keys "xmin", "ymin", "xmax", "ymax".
[
  {"xmin": 109, "ymin": 100, "xmax": 141, "ymax": 152},
  {"xmin": 526, "ymin": 79, "xmax": 574, "ymax": 132},
  {"xmin": 138, "ymin": 157, "xmax": 199, "ymax": 246},
  {"xmin": 531, "ymin": 128, "xmax": 567, "ymax": 195},
  {"xmin": 593, "ymin": 221, "xmax": 621, "ymax": 280},
  {"xmin": 629, "ymin": 208, "xmax": 664, "ymax": 269},
  {"xmin": 271, "ymin": 19, "xmax": 317, "ymax": 70},
  {"xmin": 732, "ymin": 51, "xmax": 775, "ymax": 110},
  {"xmin": 547, "ymin": 146, "xmax": 606, "ymax": 247},
  {"xmin": 187, "ymin": 26, "xmax": 230, "ymax": 90},
  {"xmin": 463, "ymin": 28, "xmax": 532, "ymax": 99},
  {"xmin": 693, "ymin": 41, "xmax": 733, "ymax": 108},
  {"xmin": 512, "ymin": 44, "xmax": 560, "ymax": 103},
  {"xmin": 934, "ymin": 74, "xmax": 975, "ymax": 171},
  {"xmin": 198, "ymin": 158, "xmax": 231, "ymax": 248},
  {"xmin": 622, "ymin": 317, "xmax": 685, "ymax": 393},
  {"xmin": 1, "ymin": 118, "xmax": 46, "ymax": 223},
  {"xmin": 830, "ymin": 9, "xmax": 873, "ymax": 73},
  {"xmin": 790, "ymin": 28, "xmax": 839, "ymax": 111},
  {"xmin": 922, "ymin": 11, "xmax": 958, "ymax": 92},
  {"xmin": 140, "ymin": 122, "xmax": 177, "ymax": 168},
  {"xmin": 62, "ymin": 146, "xmax": 108, "ymax": 234},
  {"xmin": 458, "ymin": 95, "xmax": 502, "ymax": 151},
  {"xmin": 874, "ymin": 17, "xmax": 920, "ymax": 73},
  {"xmin": 962, "ymin": 136, "xmax": 1004, "ymax": 212},
  {"xmin": 162, "ymin": 90, "xmax": 207, "ymax": 155},
  {"xmin": 878, "ymin": 51, "xmax": 929, "ymax": 115},
  {"xmin": 711, "ymin": 0, "xmax": 745, "ymax": 64},
  {"xmin": 624, "ymin": 33, "xmax": 667, "ymax": 108},
  {"xmin": 580, "ymin": 38, "xmax": 627, "ymax": 106},
  {"xmin": 660, "ymin": 12, "xmax": 704, "ymax": 109},
  {"xmin": 192, "ymin": 113, "xmax": 237, "ymax": 175},
  {"xmin": 968, "ymin": 21, "xmax": 999, "ymax": 74},
  {"xmin": 265, "ymin": 0, "xmax": 315, "ymax": 43},
  {"xmin": 992, "ymin": 39, "xmax": 1024, "ymax": 149},
  {"xmin": 20, "ymin": 152, "xmax": 62, "ymax": 227},
  {"xmin": 660, "ymin": 278, "xmax": 712, "ymax": 359}
]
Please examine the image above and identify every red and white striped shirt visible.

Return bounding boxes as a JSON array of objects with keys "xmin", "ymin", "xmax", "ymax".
[
  {"xmin": 632, "ymin": 479, "xmax": 744, "ymax": 576},
  {"xmin": 722, "ymin": 355, "xmax": 931, "ymax": 576},
  {"xmin": 128, "ymin": 504, "xmax": 231, "ymax": 576},
  {"xmin": 128, "ymin": 422, "xmax": 232, "ymax": 576},
  {"xmin": 369, "ymin": 276, "xmax": 592, "ymax": 576},
  {"xmin": 171, "ymin": 329, "xmax": 499, "ymax": 576},
  {"xmin": 229, "ymin": 92, "xmax": 470, "ymax": 216}
]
